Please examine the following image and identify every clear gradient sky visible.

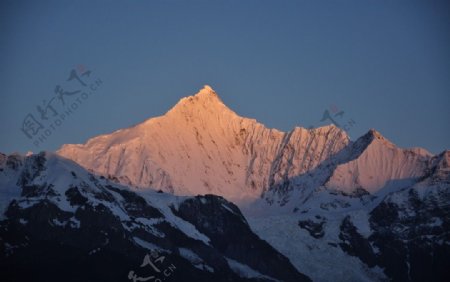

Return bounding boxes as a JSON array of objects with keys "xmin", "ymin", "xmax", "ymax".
[{"xmin": 1, "ymin": 0, "xmax": 449, "ymax": 154}]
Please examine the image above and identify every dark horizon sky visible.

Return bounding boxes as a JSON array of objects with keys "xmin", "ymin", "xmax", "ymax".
[{"xmin": 1, "ymin": 0, "xmax": 449, "ymax": 155}]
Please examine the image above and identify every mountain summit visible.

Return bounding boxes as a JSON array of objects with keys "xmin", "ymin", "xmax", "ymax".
[
  {"xmin": 169, "ymin": 85, "xmax": 225, "ymax": 111},
  {"xmin": 164, "ymin": 85, "xmax": 238, "ymax": 125}
]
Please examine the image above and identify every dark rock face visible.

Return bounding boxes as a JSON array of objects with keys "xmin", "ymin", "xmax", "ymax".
[
  {"xmin": 174, "ymin": 195, "xmax": 311, "ymax": 282},
  {"xmin": 0, "ymin": 153, "xmax": 311, "ymax": 282},
  {"xmin": 298, "ymin": 218, "xmax": 326, "ymax": 239},
  {"xmin": 104, "ymin": 185, "xmax": 162, "ymax": 218},
  {"xmin": 65, "ymin": 186, "xmax": 88, "ymax": 206},
  {"xmin": 338, "ymin": 216, "xmax": 376, "ymax": 267},
  {"xmin": 369, "ymin": 187, "xmax": 450, "ymax": 282},
  {"xmin": 16, "ymin": 152, "xmax": 46, "ymax": 186},
  {"xmin": 335, "ymin": 185, "xmax": 450, "ymax": 282},
  {"xmin": 5, "ymin": 154, "xmax": 24, "ymax": 171}
]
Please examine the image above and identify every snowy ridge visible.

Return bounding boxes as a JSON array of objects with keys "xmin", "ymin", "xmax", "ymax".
[
  {"xmin": 0, "ymin": 152, "xmax": 210, "ymax": 243},
  {"xmin": 324, "ymin": 129, "xmax": 430, "ymax": 194}
]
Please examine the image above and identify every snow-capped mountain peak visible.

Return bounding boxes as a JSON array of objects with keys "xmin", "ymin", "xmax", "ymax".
[
  {"xmin": 58, "ymin": 85, "xmax": 351, "ymax": 203},
  {"xmin": 197, "ymin": 84, "xmax": 218, "ymax": 98},
  {"xmin": 324, "ymin": 128, "xmax": 431, "ymax": 194},
  {"xmin": 354, "ymin": 128, "xmax": 395, "ymax": 150},
  {"xmin": 58, "ymin": 85, "xmax": 438, "ymax": 205},
  {"xmin": 367, "ymin": 128, "xmax": 383, "ymax": 139},
  {"xmin": 166, "ymin": 85, "xmax": 231, "ymax": 118}
]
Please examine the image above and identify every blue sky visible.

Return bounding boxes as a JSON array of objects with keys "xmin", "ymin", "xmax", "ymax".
[{"xmin": 1, "ymin": 0, "xmax": 449, "ymax": 154}]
